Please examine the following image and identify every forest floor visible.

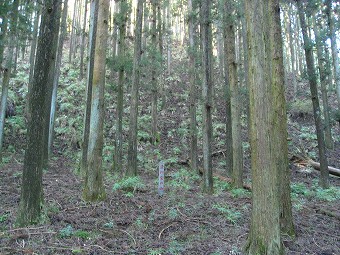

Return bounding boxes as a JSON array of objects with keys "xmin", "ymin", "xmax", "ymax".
[{"xmin": 0, "ymin": 45, "xmax": 340, "ymax": 255}]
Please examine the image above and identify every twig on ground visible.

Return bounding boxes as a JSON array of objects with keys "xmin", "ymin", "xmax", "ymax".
[{"xmin": 158, "ymin": 222, "xmax": 178, "ymax": 239}]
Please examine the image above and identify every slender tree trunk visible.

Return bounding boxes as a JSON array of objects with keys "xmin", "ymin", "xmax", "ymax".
[
  {"xmin": 325, "ymin": 0, "xmax": 340, "ymax": 113},
  {"xmin": 0, "ymin": 7, "xmax": 8, "ymax": 68},
  {"xmin": 142, "ymin": 2, "xmax": 149, "ymax": 50},
  {"xmin": 297, "ymin": 0, "xmax": 329, "ymax": 189},
  {"xmin": 110, "ymin": 0, "xmax": 119, "ymax": 81},
  {"xmin": 27, "ymin": 4, "xmax": 40, "ymax": 121},
  {"xmin": 166, "ymin": 4, "xmax": 171, "ymax": 75},
  {"xmin": 272, "ymin": 0, "xmax": 295, "ymax": 237},
  {"xmin": 114, "ymin": 0, "xmax": 128, "ymax": 173},
  {"xmin": 81, "ymin": 0, "xmax": 99, "ymax": 175},
  {"xmin": 225, "ymin": 0, "xmax": 243, "ymax": 189},
  {"xmin": 0, "ymin": 0, "xmax": 20, "ymax": 161},
  {"xmin": 201, "ymin": 0, "xmax": 213, "ymax": 194},
  {"xmin": 151, "ymin": 0, "xmax": 158, "ymax": 145},
  {"xmin": 69, "ymin": 0, "xmax": 78, "ymax": 63},
  {"xmin": 127, "ymin": 0, "xmax": 144, "ymax": 177},
  {"xmin": 82, "ymin": 0, "xmax": 109, "ymax": 202},
  {"xmin": 223, "ymin": 0, "xmax": 232, "ymax": 177},
  {"xmin": 42, "ymin": 1, "xmax": 62, "ymax": 169},
  {"xmin": 80, "ymin": 0, "xmax": 88, "ymax": 80},
  {"xmin": 48, "ymin": 0, "xmax": 69, "ymax": 158},
  {"xmin": 244, "ymin": 0, "xmax": 284, "ymax": 253},
  {"xmin": 314, "ymin": 20, "xmax": 333, "ymax": 150},
  {"xmin": 288, "ymin": 4, "xmax": 297, "ymax": 100},
  {"xmin": 16, "ymin": 0, "xmax": 62, "ymax": 226},
  {"xmin": 188, "ymin": 0, "xmax": 198, "ymax": 173}
]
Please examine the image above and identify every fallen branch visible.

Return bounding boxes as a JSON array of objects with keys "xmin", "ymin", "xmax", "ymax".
[
  {"xmin": 307, "ymin": 159, "xmax": 340, "ymax": 177},
  {"xmin": 158, "ymin": 222, "xmax": 178, "ymax": 239},
  {"xmin": 291, "ymin": 155, "xmax": 340, "ymax": 177}
]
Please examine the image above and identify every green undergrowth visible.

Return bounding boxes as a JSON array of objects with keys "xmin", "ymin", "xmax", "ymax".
[
  {"xmin": 291, "ymin": 180, "xmax": 340, "ymax": 210},
  {"xmin": 112, "ymin": 176, "xmax": 146, "ymax": 197}
]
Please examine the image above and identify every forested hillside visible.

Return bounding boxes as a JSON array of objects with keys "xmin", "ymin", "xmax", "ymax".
[{"xmin": 0, "ymin": 0, "xmax": 339, "ymax": 254}]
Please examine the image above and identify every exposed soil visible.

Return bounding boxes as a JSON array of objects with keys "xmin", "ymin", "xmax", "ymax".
[{"xmin": 0, "ymin": 47, "xmax": 340, "ymax": 255}]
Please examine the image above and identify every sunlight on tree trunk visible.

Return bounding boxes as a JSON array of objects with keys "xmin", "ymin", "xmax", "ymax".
[
  {"xmin": 297, "ymin": 0, "xmax": 329, "ymax": 189},
  {"xmin": 127, "ymin": 0, "xmax": 144, "ymax": 177},
  {"xmin": 244, "ymin": 0, "xmax": 285, "ymax": 253},
  {"xmin": 82, "ymin": 0, "xmax": 109, "ymax": 202}
]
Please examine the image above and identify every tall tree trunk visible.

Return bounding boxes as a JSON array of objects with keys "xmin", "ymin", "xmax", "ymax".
[
  {"xmin": 314, "ymin": 20, "xmax": 334, "ymax": 150},
  {"xmin": 272, "ymin": 0, "xmax": 295, "ymax": 237},
  {"xmin": 244, "ymin": 0, "xmax": 285, "ymax": 253},
  {"xmin": 151, "ymin": 0, "xmax": 158, "ymax": 145},
  {"xmin": 188, "ymin": 0, "xmax": 198, "ymax": 173},
  {"xmin": 0, "ymin": 5, "xmax": 8, "ymax": 68},
  {"xmin": 201, "ymin": 0, "xmax": 213, "ymax": 194},
  {"xmin": 79, "ymin": 0, "xmax": 88, "ymax": 80},
  {"xmin": 223, "ymin": 0, "xmax": 232, "ymax": 177},
  {"xmin": 81, "ymin": 0, "xmax": 99, "ymax": 175},
  {"xmin": 127, "ymin": 0, "xmax": 144, "ymax": 177},
  {"xmin": 82, "ymin": 0, "xmax": 109, "ymax": 202},
  {"xmin": 325, "ymin": 0, "xmax": 340, "ymax": 113},
  {"xmin": 166, "ymin": 4, "xmax": 171, "ymax": 75},
  {"xmin": 288, "ymin": 4, "xmax": 297, "ymax": 100},
  {"xmin": 113, "ymin": 0, "xmax": 128, "ymax": 173},
  {"xmin": 110, "ymin": 0, "xmax": 119, "ymax": 81},
  {"xmin": 225, "ymin": 0, "xmax": 243, "ymax": 189},
  {"xmin": 69, "ymin": 0, "xmax": 79, "ymax": 63},
  {"xmin": 26, "ymin": 3, "xmax": 40, "ymax": 121},
  {"xmin": 297, "ymin": 0, "xmax": 329, "ymax": 189},
  {"xmin": 142, "ymin": 2, "xmax": 149, "ymax": 50},
  {"xmin": 16, "ymin": 0, "xmax": 62, "ymax": 226},
  {"xmin": 0, "ymin": 0, "xmax": 20, "ymax": 161},
  {"xmin": 48, "ymin": 0, "xmax": 69, "ymax": 158},
  {"xmin": 42, "ymin": 0, "xmax": 62, "ymax": 169}
]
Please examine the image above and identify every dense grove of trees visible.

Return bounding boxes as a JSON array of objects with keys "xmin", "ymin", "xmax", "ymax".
[{"xmin": 0, "ymin": 0, "xmax": 339, "ymax": 253}]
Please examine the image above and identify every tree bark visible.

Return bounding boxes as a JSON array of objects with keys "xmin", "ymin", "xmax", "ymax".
[
  {"xmin": 225, "ymin": 0, "xmax": 243, "ymax": 189},
  {"xmin": 82, "ymin": 0, "xmax": 109, "ymax": 202},
  {"xmin": 244, "ymin": 0, "xmax": 285, "ymax": 253},
  {"xmin": 26, "ymin": 3, "xmax": 40, "ymax": 121},
  {"xmin": 151, "ymin": 0, "xmax": 158, "ymax": 145},
  {"xmin": 42, "ymin": 1, "xmax": 62, "ymax": 169},
  {"xmin": 325, "ymin": 0, "xmax": 340, "ymax": 112},
  {"xmin": 0, "ymin": 0, "xmax": 20, "ymax": 161},
  {"xmin": 127, "ymin": 0, "xmax": 144, "ymax": 177},
  {"xmin": 270, "ymin": 0, "xmax": 295, "ymax": 237},
  {"xmin": 81, "ymin": 0, "xmax": 99, "ymax": 175},
  {"xmin": 114, "ymin": 0, "xmax": 128, "ymax": 174},
  {"xmin": 188, "ymin": 0, "xmax": 198, "ymax": 174},
  {"xmin": 48, "ymin": 0, "xmax": 69, "ymax": 158},
  {"xmin": 16, "ymin": 0, "xmax": 62, "ymax": 226},
  {"xmin": 297, "ymin": 0, "xmax": 329, "ymax": 189},
  {"xmin": 79, "ymin": 0, "xmax": 88, "ymax": 80},
  {"xmin": 201, "ymin": 0, "xmax": 213, "ymax": 194},
  {"xmin": 313, "ymin": 19, "xmax": 334, "ymax": 150}
]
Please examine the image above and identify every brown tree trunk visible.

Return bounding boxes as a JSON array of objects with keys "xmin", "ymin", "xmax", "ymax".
[
  {"xmin": 82, "ymin": 0, "xmax": 109, "ymax": 202},
  {"xmin": 201, "ymin": 0, "xmax": 213, "ymax": 194},
  {"xmin": 16, "ymin": 0, "xmax": 62, "ymax": 226},
  {"xmin": 297, "ymin": 0, "xmax": 329, "ymax": 189},
  {"xmin": 244, "ymin": 0, "xmax": 285, "ymax": 253},
  {"xmin": 225, "ymin": 0, "xmax": 243, "ymax": 189},
  {"xmin": 127, "ymin": 0, "xmax": 144, "ymax": 176}
]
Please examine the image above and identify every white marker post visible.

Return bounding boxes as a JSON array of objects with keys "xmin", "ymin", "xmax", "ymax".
[{"xmin": 158, "ymin": 161, "xmax": 165, "ymax": 196}]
